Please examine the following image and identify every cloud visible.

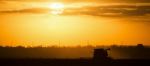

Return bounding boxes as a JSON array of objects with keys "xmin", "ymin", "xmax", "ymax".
[
  {"xmin": 0, "ymin": 8, "xmax": 50, "ymax": 13},
  {"xmin": 1, "ymin": 5, "xmax": 150, "ymax": 17},
  {"xmin": 61, "ymin": 5, "xmax": 150, "ymax": 17}
]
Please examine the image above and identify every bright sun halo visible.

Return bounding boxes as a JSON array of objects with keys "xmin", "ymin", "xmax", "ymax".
[{"xmin": 49, "ymin": 3, "xmax": 64, "ymax": 15}]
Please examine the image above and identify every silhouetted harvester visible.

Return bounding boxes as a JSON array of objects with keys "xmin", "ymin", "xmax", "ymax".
[{"xmin": 93, "ymin": 48, "xmax": 111, "ymax": 61}]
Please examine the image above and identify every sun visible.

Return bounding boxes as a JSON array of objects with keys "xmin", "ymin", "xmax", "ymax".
[
  {"xmin": 49, "ymin": 3, "xmax": 64, "ymax": 15},
  {"xmin": 50, "ymin": 3, "xmax": 64, "ymax": 9}
]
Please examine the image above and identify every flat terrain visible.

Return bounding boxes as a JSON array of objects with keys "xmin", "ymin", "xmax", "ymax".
[{"xmin": 0, "ymin": 59, "xmax": 150, "ymax": 66}]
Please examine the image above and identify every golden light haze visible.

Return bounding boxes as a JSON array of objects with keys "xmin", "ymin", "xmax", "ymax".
[{"xmin": 0, "ymin": 14, "xmax": 150, "ymax": 47}]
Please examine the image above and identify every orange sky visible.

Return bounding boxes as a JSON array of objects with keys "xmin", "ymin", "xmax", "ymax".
[{"xmin": 0, "ymin": 0, "xmax": 150, "ymax": 47}]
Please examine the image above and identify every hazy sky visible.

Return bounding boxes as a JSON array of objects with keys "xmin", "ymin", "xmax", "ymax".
[
  {"xmin": 1, "ymin": 0, "xmax": 150, "ymax": 2},
  {"xmin": 0, "ymin": 0, "xmax": 150, "ymax": 47}
]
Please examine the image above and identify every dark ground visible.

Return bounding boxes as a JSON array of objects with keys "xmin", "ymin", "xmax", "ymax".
[{"xmin": 0, "ymin": 59, "xmax": 150, "ymax": 66}]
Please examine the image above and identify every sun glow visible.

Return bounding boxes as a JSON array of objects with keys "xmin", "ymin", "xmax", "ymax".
[
  {"xmin": 49, "ymin": 3, "xmax": 64, "ymax": 15},
  {"xmin": 50, "ymin": 3, "xmax": 64, "ymax": 9}
]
